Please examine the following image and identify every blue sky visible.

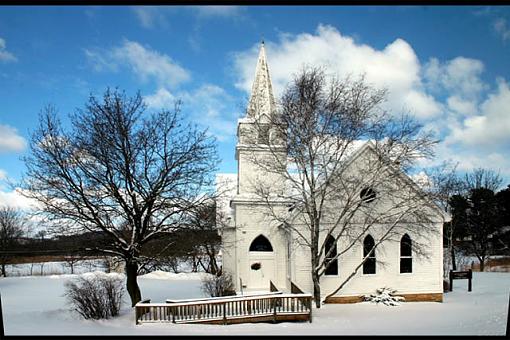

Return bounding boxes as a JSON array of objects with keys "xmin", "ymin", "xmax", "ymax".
[{"xmin": 1, "ymin": 5, "xmax": 510, "ymax": 208}]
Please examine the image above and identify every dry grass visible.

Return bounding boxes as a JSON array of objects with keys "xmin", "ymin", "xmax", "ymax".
[{"xmin": 468, "ymin": 256, "xmax": 510, "ymax": 272}]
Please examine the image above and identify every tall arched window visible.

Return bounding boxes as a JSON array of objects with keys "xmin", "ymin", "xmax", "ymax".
[
  {"xmin": 363, "ymin": 235, "xmax": 376, "ymax": 274},
  {"xmin": 400, "ymin": 234, "xmax": 413, "ymax": 273},
  {"xmin": 249, "ymin": 235, "xmax": 273, "ymax": 252},
  {"xmin": 324, "ymin": 235, "xmax": 338, "ymax": 275}
]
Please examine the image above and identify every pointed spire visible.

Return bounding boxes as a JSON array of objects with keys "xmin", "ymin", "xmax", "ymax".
[{"xmin": 246, "ymin": 41, "xmax": 276, "ymax": 121}]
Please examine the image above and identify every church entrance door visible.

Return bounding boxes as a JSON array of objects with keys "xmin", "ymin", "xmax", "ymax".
[
  {"xmin": 247, "ymin": 235, "xmax": 276, "ymax": 290},
  {"xmin": 248, "ymin": 253, "xmax": 275, "ymax": 289}
]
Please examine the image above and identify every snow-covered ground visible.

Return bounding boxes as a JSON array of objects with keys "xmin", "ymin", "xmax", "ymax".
[
  {"xmin": 0, "ymin": 270, "xmax": 508, "ymax": 335},
  {"xmin": 4, "ymin": 259, "xmax": 108, "ymax": 277}
]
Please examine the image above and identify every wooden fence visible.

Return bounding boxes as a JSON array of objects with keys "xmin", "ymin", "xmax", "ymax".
[{"xmin": 135, "ymin": 293, "xmax": 313, "ymax": 325}]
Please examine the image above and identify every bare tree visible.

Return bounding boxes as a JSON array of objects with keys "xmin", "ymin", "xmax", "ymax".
[
  {"xmin": 423, "ymin": 161, "xmax": 464, "ymax": 272},
  {"xmin": 464, "ymin": 168, "xmax": 503, "ymax": 192},
  {"xmin": 138, "ymin": 201, "xmax": 222, "ymax": 275},
  {"xmin": 62, "ymin": 255, "xmax": 84, "ymax": 274},
  {"xmin": 20, "ymin": 89, "xmax": 218, "ymax": 306},
  {"xmin": 35, "ymin": 230, "xmax": 46, "ymax": 241},
  {"xmin": 449, "ymin": 168, "xmax": 504, "ymax": 271},
  {"xmin": 186, "ymin": 201, "xmax": 222, "ymax": 275},
  {"xmin": 0, "ymin": 207, "xmax": 28, "ymax": 277},
  {"xmin": 247, "ymin": 67, "xmax": 442, "ymax": 307}
]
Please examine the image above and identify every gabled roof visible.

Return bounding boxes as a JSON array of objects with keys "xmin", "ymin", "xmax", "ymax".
[{"xmin": 285, "ymin": 140, "xmax": 451, "ymax": 223}]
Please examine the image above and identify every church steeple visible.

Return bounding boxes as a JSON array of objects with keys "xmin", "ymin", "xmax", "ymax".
[
  {"xmin": 246, "ymin": 42, "xmax": 276, "ymax": 122},
  {"xmin": 235, "ymin": 41, "xmax": 286, "ymax": 196}
]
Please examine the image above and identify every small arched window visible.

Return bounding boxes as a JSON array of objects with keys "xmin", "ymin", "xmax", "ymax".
[
  {"xmin": 363, "ymin": 235, "xmax": 376, "ymax": 274},
  {"xmin": 249, "ymin": 235, "xmax": 273, "ymax": 252},
  {"xmin": 400, "ymin": 234, "xmax": 413, "ymax": 273},
  {"xmin": 324, "ymin": 235, "xmax": 338, "ymax": 276},
  {"xmin": 257, "ymin": 124, "xmax": 270, "ymax": 144},
  {"xmin": 360, "ymin": 187, "xmax": 377, "ymax": 203}
]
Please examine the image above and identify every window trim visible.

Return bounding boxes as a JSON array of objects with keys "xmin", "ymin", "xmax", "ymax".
[
  {"xmin": 249, "ymin": 234, "xmax": 273, "ymax": 252},
  {"xmin": 399, "ymin": 233, "xmax": 413, "ymax": 274},
  {"xmin": 362, "ymin": 234, "xmax": 377, "ymax": 276},
  {"xmin": 324, "ymin": 235, "xmax": 339, "ymax": 276}
]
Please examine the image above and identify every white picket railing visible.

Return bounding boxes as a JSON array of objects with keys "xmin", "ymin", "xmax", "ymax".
[{"xmin": 135, "ymin": 293, "xmax": 313, "ymax": 325}]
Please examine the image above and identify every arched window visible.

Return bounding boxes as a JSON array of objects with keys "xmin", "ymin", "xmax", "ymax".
[
  {"xmin": 249, "ymin": 235, "xmax": 273, "ymax": 252},
  {"xmin": 324, "ymin": 235, "xmax": 338, "ymax": 275},
  {"xmin": 400, "ymin": 234, "xmax": 413, "ymax": 273},
  {"xmin": 257, "ymin": 124, "xmax": 270, "ymax": 144},
  {"xmin": 360, "ymin": 187, "xmax": 376, "ymax": 203},
  {"xmin": 363, "ymin": 235, "xmax": 376, "ymax": 274}
]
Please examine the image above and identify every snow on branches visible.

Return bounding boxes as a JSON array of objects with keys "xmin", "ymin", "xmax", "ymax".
[{"xmin": 363, "ymin": 287, "xmax": 405, "ymax": 306}]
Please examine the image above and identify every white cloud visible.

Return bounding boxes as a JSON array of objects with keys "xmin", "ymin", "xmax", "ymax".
[
  {"xmin": 132, "ymin": 6, "xmax": 241, "ymax": 29},
  {"xmin": 494, "ymin": 18, "xmax": 510, "ymax": 42},
  {"xmin": 144, "ymin": 85, "xmax": 238, "ymax": 142},
  {"xmin": 0, "ymin": 187, "xmax": 38, "ymax": 210},
  {"xmin": 132, "ymin": 7, "xmax": 170, "ymax": 29},
  {"xmin": 424, "ymin": 57, "xmax": 487, "ymax": 100},
  {"xmin": 0, "ymin": 37, "xmax": 17, "ymax": 63},
  {"xmin": 447, "ymin": 78, "xmax": 510, "ymax": 148},
  {"xmin": 0, "ymin": 171, "xmax": 36, "ymax": 210},
  {"xmin": 193, "ymin": 6, "xmax": 241, "ymax": 18},
  {"xmin": 84, "ymin": 49, "xmax": 118, "ymax": 72},
  {"xmin": 417, "ymin": 141, "xmax": 510, "ymax": 181},
  {"xmin": 86, "ymin": 40, "xmax": 191, "ymax": 88},
  {"xmin": 0, "ymin": 124, "xmax": 27, "ymax": 153},
  {"xmin": 144, "ymin": 88, "xmax": 176, "ymax": 109},
  {"xmin": 446, "ymin": 96, "xmax": 478, "ymax": 116},
  {"xmin": 233, "ymin": 24, "xmax": 442, "ymax": 120},
  {"xmin": 232, "ymin": 24, "xmax": 510, "ymax": 183}
]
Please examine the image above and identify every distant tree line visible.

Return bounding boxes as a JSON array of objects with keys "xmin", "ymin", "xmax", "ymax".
[
  {"xmin": 427, "ymin": 166, "xmax": 510, "ymax": 272},
  {"xmin": 449, "ymin": 182, "xmax": 510, "ymax": 271},
  {"xmin": 0, "ymin": 210, "xmax": 221, "ymax": 277}
]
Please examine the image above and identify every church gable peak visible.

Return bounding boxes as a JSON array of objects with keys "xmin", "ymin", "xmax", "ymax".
[{"xmin": 246, "ymin": 42, "xmax": 276, "ymax": 121}]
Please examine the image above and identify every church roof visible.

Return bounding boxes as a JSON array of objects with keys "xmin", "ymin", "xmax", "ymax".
[{"xmin": 246, "ymin": 42, "xmax": 276, "ymax": 121}]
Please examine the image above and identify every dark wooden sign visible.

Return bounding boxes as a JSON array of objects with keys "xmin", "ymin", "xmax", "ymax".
[{"xmin": 449, "ymin": 269, "xmax": 472, "ymax": 292}]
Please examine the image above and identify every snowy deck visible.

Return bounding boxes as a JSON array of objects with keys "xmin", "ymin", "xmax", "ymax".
[{"xmin": 135, "ymin": 293, "xmax": 313, "ymax": 325}]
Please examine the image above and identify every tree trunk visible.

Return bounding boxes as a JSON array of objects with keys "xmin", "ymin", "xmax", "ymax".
[
  {"xmin": 451, "ymin": 246, "xmax": 457, "ymax": 271},
  {"xmin": 1, "ymin": 263, "xmax": 5, "ymax": 277},
  {"xmin": 125, "ymin": 260, "xmax": 141, "ymax": 307},
  {"xmin": 312, "ymin": 270, "xmax": 321, "ymax": 308},
  {"xmin": 479, "ymin": 258, "xmax": 485, "ymax": 272},
  {"xmin": 311, "ymin": 245, "xmax": 321, "ymax": 308}
]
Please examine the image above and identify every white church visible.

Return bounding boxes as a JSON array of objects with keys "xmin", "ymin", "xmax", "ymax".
[{"xmin": 218, "ymin": 43, "xmax": 450, "ymax": 304}]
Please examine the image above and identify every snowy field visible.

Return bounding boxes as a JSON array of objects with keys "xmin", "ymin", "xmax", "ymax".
[
  {"xmin": 4, "ymin": 259, "xmax": 109, "ymax": 277},
  {"xmin": 0, "ymin": 270, "xmax": 508, "ymax": 335}
]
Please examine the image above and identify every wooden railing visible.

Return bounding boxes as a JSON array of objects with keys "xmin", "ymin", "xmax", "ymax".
[
  {"xmin": 290, "ymin": 280, "xmax": 305, "ymax": 294},
  {"xmin": 135, "ymin": 293, "xmax": 313, "ymax": 325},
  {"xmin": 270, "ymin": 280, "xmax": 279, "ymax": 292},
  {"xmin": 166, "ymin": 291, "xmax": 282, "ymax": 304}
]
